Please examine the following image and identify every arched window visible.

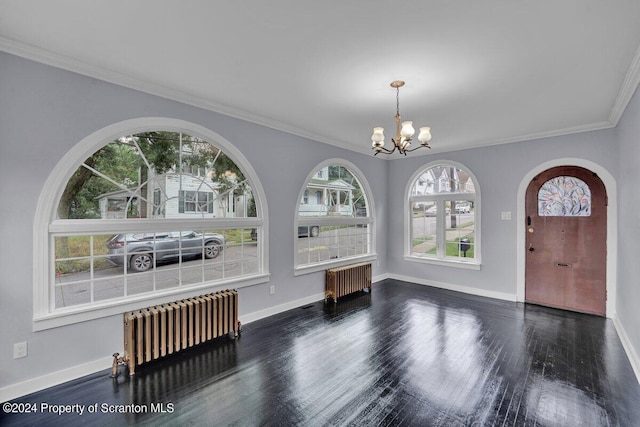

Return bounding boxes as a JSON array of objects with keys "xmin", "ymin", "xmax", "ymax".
[
  {"xmin": 406, "ymin": 161, "xmax": 480, "ymax": 269},
  {"xmin": 34, "ymin": 119, "xmax": 268, "ymax": 329},
  {"xmin": 295, "ymin": 160, "xmax": 375, "ymax": 274}
]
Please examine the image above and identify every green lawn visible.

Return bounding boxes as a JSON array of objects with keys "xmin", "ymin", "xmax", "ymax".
[
  {"xmin": 412, "ymin": 236, "xmax": 434, "ymax": 246},
  {"xmin": 426, "ymin": 236, "xmax": 474, "ymax": 257},
  {"xmin": 55, "ymin": 235, "xmax": 112, "ymax": 273}
]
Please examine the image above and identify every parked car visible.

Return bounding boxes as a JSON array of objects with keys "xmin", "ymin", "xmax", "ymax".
[
  {"xmin": 355, "ymin": 206, "xmax": 368, "ymax": 227},
  {"xmin": 424, "ymin": 205, "xmax": 451, "ymax": 216},
  {"xmin": 106, "ymin": 231, "xmax": 224, "ymax": 272},
  {"xmin": 455, "ymin": 204, "xmax": 471, "ymax": 213},
  {"xmin": 298, "ymin": 225, "xmax": 320, "ymax": 238},
  {"xmin": 355, "ymin": 207, "xmax": 367, "ymax": 217}
]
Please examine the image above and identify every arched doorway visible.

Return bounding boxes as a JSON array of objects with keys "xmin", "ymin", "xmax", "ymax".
[{"xmin": 525, "ymin": 166, "xmax": 607, "ymax": 315}]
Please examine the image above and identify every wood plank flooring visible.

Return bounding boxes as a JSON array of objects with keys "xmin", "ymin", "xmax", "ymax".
[{"xmin": 2, "ymin": 279, "xmax": 640, "ymax": 426}]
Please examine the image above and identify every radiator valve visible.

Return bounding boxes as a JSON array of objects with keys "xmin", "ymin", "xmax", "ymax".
[{"xmin": 110, "ymin": 352, "xmax": 130, "ymax": 378}]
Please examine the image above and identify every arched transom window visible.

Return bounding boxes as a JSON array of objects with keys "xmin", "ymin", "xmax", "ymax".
[{"xmin": 538, "ymin": 176, "xmax": 591, "ymax": 216}]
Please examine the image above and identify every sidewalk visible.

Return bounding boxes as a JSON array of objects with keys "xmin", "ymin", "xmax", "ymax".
[{"xmin": 413, "ymin": 224, "xmax": 474, "ymax": 253}]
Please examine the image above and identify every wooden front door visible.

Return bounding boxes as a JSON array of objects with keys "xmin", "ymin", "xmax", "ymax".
[{"xmin": 525, "ymin": 166, "xmax": 607, "ymax": 316}]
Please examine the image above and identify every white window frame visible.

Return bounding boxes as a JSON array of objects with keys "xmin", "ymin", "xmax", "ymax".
[
  {"xmin": 404, "ymin": 160, "xmax": 481, "ymax": 270},
  {"xmin": 294, "ymin": 159, "xmax": 376, "ymax": 275},
  {"xmin": 33, "ymin": 118, "xmax": 269, "ymax": 331}
]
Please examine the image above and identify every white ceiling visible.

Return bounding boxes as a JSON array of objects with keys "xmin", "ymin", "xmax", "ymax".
[{"xmin": 1, "ymin": 1, "xmax": 640, "ymax": 157}]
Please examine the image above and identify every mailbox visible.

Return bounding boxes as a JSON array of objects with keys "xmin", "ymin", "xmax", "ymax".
[{"xmin": 459, "ymin": 238, "xmax": 471, "ymax": 256}]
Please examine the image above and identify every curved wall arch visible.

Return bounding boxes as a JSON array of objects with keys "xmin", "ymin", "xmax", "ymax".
[
  {"xmin": 33, "ymin": 117, "xmax": 269, "ymax": 329},
  {"xmin": 516, "ymin": 158, "xmax": 617, "ymax": 316}
]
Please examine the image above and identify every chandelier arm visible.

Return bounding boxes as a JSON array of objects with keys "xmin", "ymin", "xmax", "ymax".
[
  {"xmin": 373, "ymin": 145, "xmax": 397, "ymax": 155},
  {"xmin": 405, "ymin": 144, "xmax": 431, "ymax": 152},
  {"xmin": 391, "ymin": 137, "xmax": 403, "ymax": 149}
]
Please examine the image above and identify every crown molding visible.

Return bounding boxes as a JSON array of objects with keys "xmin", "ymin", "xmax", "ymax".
[
  {"xmin": 609, "ymin": 43, "xmax": 640, "ymax": 125},
  {"xmin": 472, "ymin": 120, "xmax": 616, "ymax": 150},
  {"xmin": 383, "ymin": 120, "xmax": 616, "ymax": 161},
  {"xmin": 0, "ymin": 36, "xmax": 633, "ymax": 161},
  {"xmin": 0, "ymin": 36, "xmax": 370, "ymax": 155}
]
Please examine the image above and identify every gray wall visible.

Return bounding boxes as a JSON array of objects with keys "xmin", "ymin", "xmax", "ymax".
[
  {"xmin": 616, "ymin": 84, "xmax": 640, "ymax": 356},
  {"xmin": 1, "ymin": 50, "xmax": 638, "ymax": 395},
  {"xmin": 0, "ymin": 52, "xmax": 387, "ymax": 389},
  {"xmin": 387, "ymin": 128, "xmax": 618, "ymax": 295}
]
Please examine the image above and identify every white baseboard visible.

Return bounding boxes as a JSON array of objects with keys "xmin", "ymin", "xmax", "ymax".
[
  {"xmin": 372, "ymin": 273, "xmax": 390, "ymax": 283},
  {"xmin": 239, "ymin": 292, "xmax": 325, "ymax": 325},
  {"xmin": 3, "ymin": 274, "xmax": 386, "ymax": 401},
  {"xmin": 384, "ymin": 274, "xmax": 640, "ymax": 385},
  {"xmin": 5, "ymin": 278, "xmax": 633, "ymax": 403},
  {"xmin": 613, "ymin": 314, "xmax": 640, "ymax": 384},
  {"xmin": 387, "ymin": 273, "xmax": 518, "ymax": 302},
  {"xmin": 3, "ymin": 292, "xmax": 330, "ymax": 403},
  {"xmin": 238, "ymin": 273, "xmax": 391, "ymax": 326},
  {"xmin": 0, "ymin": 356, "xmax": 113, "ymax": 403}
]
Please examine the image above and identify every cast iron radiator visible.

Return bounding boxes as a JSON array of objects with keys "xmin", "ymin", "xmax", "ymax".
[
  {"xmin": 325, "ymin": 262, "xmax": 372, "ymax": 302},
  {"xmin": 112, "ymin": 289, "xmax": 240, "ymax": 376}
]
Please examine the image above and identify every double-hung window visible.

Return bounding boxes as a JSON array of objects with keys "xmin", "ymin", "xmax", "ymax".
[{"xmin": 406, "ymin": 162, "xmax": 480, "ymax": 269}]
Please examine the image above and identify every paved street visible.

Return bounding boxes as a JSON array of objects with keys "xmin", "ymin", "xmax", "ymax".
[
  {"xmin": 296, "ymin": 226, "xmax": 371, "ymax": 266},
  {"xmin": 55, "ymin": 216, "xmax": 472, "ymax": 308},
  {"xmin": 411, "ymin": 212, "xmax": 474, "ymax": 236},
  {"xmin": 55, "ymin": 244, "xmax": 258, "ymax": 308}
]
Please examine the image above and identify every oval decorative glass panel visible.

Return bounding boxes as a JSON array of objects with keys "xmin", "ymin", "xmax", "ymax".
[{"xmin": 538, "ymin": 176, "xmax": 591, "ymax": 216}]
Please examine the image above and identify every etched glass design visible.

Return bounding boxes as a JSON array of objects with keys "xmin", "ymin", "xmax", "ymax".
[{"xmin": 538, "ymin": 176, "xmax": 591, "ymax": 216}]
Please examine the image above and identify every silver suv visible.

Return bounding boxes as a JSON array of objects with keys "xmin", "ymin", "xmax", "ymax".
[{"xmin": 106, "ymin": 231, "xmax": 224, "ymax": 272}]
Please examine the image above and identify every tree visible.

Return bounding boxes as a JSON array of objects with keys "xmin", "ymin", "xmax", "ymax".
[
  {"xmin": 59, "ymin": 144, "xmax": 136, "ymax": 219},
  {"xmin": 55, "ymin": 131, "xmax": 250, "ymax": 271},
  {"xmin": 57, "ymin": 131, "xmax": 248, "ymax": 220},
  {"xmin": 56, "ymin": 142, "xmax": 140, "ymax": 260}
]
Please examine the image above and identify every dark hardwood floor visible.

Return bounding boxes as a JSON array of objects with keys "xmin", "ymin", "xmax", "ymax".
[{"xmin": 3, "ymin": 279, "xmax": 640, "ymax": 426}]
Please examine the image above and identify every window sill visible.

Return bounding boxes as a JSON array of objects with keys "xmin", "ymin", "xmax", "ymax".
[
  {"xmin": 294, "ymin": 254, "xmax": 377, "ymax": 276},
  {"xmin": 33, "ymin": 273, "xmax": 270, "ymax": 331},
  {"xmin": 404, "ymin": 255, "xmax": 481, "ymax": 270}
]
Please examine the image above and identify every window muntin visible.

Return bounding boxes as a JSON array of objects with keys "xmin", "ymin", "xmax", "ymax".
[
  {"xmin": 411, "ymin": 166, "xmax": 476, "ymax": 196},
  {"xmin": 538, "ymin": 176, "xmax": 591, "ymax": 217},
  {"xmin": 53, "ymin": 228, "xmax": 257, "ymax": 309},
  {"xmin": 295, "ymin": 162, "xmax": 374, "ymax": 271},
  {"xmin": 408, "ymin": 164, "xmax": 478, "ymax": 264},
  {"xmin": 296, "ymin": 224, "xmax": 371, "ymax": 266},
  {"xmin": 52, "ymin": 131, "xmax": 261, "ymax": 310},
  {"xmin": 61, "ymin": 132, "xmax": 254, "ymax": 221}
]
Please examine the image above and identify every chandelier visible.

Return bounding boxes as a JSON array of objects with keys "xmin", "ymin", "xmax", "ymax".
[{"xmin": 371, "ymin": 80, "xmax": 432, "ymax": 156}]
